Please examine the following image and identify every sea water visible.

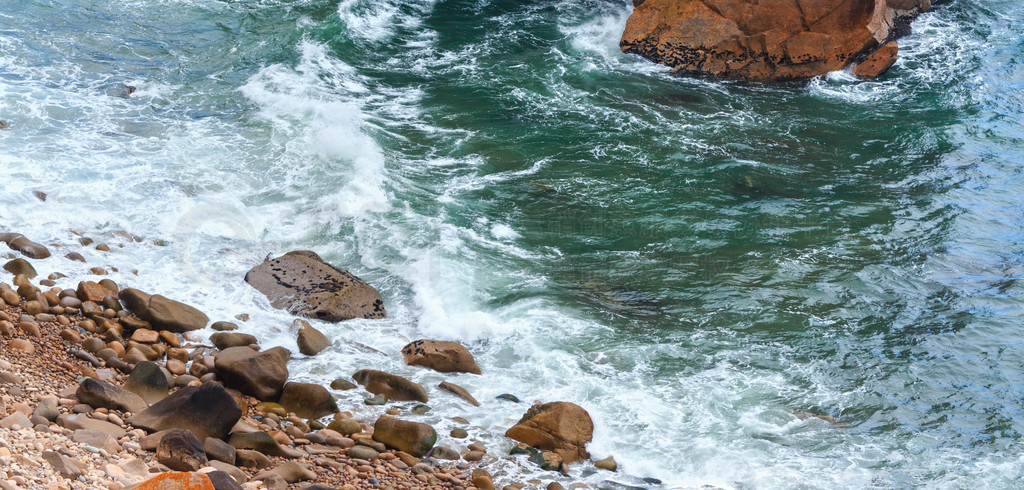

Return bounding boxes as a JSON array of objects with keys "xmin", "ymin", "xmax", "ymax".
[{"xmin": 3, "ymin": 0, "xmax": 1024, "ymax": 487}]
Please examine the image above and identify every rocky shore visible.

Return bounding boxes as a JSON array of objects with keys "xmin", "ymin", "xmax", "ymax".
[{"xmin": 1, "ymin": 231, "xmax": 614, "ymax": 489}]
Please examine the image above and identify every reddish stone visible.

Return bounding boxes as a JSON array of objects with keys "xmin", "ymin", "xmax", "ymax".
[
  {"xmin": 854, "ymin": 41, "xmax": 899, "ymax": 77},
  {"xmin": 133, "ymin": 472, "xmax": 215, "ymax": 490}
]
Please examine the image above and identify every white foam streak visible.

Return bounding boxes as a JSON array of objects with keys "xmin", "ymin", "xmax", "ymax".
[{"xmin": 240, "ymin": 40, "xmax": 389, "ymax": 220}]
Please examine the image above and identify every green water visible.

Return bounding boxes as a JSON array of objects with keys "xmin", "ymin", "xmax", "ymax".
[{"xmin": 3, "ymin": 0, "xmax": 1024, "ymax": 487}]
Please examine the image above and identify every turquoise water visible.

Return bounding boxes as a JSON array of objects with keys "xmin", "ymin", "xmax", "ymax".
[{"xmin": 3, "ymin": 0, "xmax": 1024, "ymax": 487}]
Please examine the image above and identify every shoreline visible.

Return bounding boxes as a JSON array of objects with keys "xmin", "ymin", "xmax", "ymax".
[{"xmin": 1, "ymin": 230, "xmax": 611, "ymax": 490}]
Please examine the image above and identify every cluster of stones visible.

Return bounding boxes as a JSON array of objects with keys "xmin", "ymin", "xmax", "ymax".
[{"xmin": 1, "ymin": 233, "xmax": 616, "ymax": 490}]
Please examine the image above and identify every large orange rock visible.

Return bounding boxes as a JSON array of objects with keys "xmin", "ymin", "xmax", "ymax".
[
  {"xmin": 621, "ymin": 0, "xmax": 931, "ymax": 80},
  {"xmin": 134, "ymin": 471, "xmax": 215, "ymax": 490},
  {"xmin": 504, "ymin": 402, "xmax": 593, "ymax": 465}
]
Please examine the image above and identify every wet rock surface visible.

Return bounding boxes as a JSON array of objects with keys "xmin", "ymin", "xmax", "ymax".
[{"xmin": 245, "ymin": 251, "xmax": 386, "ymax": 322}]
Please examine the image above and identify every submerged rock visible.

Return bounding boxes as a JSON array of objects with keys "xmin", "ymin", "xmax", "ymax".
[
  {"xmin": 439, "ymin": 381, "xmax": 480, "ymax": 407},
  {"xmin": 620, "ymin": 0, "xmax": 931, "ymax": 81},
  {"xmin": 352, "ymin": 369, "xmax": 428, "ymax": 402},
  {"xmin": 245, "ymin": 251, "xmax": 385, "ymax": 322}
]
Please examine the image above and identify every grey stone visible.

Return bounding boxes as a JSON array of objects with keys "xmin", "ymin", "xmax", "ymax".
[
  {"xmin": 129, "ymin": 382, "xmax": 241, "ymax": 441},
  {"xmin": 75, "ymin": 378, "xmax": 148, "ymax": 413},
  {"xmin": 42, "ymin": 451, "xmax": 83, "ymax": 478},
  {"xmin": 156, "ymin": 429, "xmax": 207, "ymax": 472}
]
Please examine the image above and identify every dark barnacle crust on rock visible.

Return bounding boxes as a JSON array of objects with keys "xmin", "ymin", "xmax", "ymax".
[{"xmin": 245, "ymin": 251, "xmax": 386, "ymax": 322}]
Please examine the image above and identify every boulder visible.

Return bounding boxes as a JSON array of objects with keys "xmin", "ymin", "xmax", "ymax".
[
  {"xmin": 8, "ymin": 338, "xmax": 34, "ymax": 354},
  {"xmin": 254, "ymin": 462, "xmax": 316, "ymax": 484},
  {"xmin": 244, "ymin": 251, "xmax": 385, "ymax": 322},
  {"xmin": 345, "ymin": 445, "xmax": 379, "ymax": 461},
  {"xmin": 131, "ymin": 328, "xmax": 160, "ymax": 343},
  {"xmin": 401, "ymin": 340, "xmax": 480, "ymax": 374},
  {"xmin": 210, "ymin": 332, "xmax": 258, "ymax": 350},
  {"xmin": 207, "ymin": 460, "xmax": 247, "ymax": 483},
  {"xmin": 129, "ymin": 382, "xmax": 241, "ymax": 440},
  {"xmin": 595, "ymin": 455, "xmax": 618, "ymax": 471},
  {"xmin": 3, "ymin": 259, "xmax": 36, "ymax": 279},
  {"xmin": 211, "ymin": 321, "xmax": 238, "ymax": 331},
  {"xmin": 620, "ymin": 0, "xmax": 931, "ymax": 81},
  {"xmin": 235, "ymin": 449, "xmax": 273, "ymax": 469},
  {"xmin": 204, "ymin": 436, "xmax": 237, "ymax": 464},
  {"xmin": 157, "ymin": 429, "xmax": 208, "ymax": 472},
  {"xmin": 0, "ymin": 411, "xmax": 32, "ymax": 430},
  {"xmin": 205, "ymin": 470, "xmax": 244, "ymax": 490},
  {"xmin": 120, "ymin": 288, "xmax": 209, "ymax": 332},
  {"xmin": 73, "ymin": 428, "xmax": 121, "ymax": 454},
  {"xmin": 134, "ymin": 471, "xmax": 215, "ymax": 490},
  {"xmin": 295, "ymin": 320, "xmax": 330, "ymax": 356},
  {"xmin": 227, "ymin": 431, "xmax": 304, "ymax": 458},
  {"xmin": 76, "ymin": 378, "xmax": 148, "ymax": 413},
  {"xmin": 371, "ymin": 415, "xmax": 437, "ymax": 457},
  {"xmin": 352, "ymin": 369, "xmax": 428, "ymax": 402},
  {"xmin": 431, "ymin": 445, "xmax": 459, "ymax": 460},
  {"xmin": 327, "ymin": 417, "xmax": 362, "ymax": 436},
  {"xmin": 330, "ymin": 378, "xmax": 357, "ymax": 390},
  {"xmin": 214, "ymin": 346, "xmax": 290, "ymax": 401},
  {"xmin": 277, "ymin": 382, "xmax": 338, "ymax": 419},
  {"xmin": 33, "ymin": 395, "xmax": 60, "ymax": 421},
  {"xmin": 77, "ymin": 281, "xmax": 115, "ymax": 303},
  {"xmin": 472, "ymin": 468, "xmax": 496, "ymax": 490},
  {"xmin": 42, "ymin": 451, "xmax": 83, "ymax": 479},
  {"xmin": 123, "ymin": 360, "xmax": 172, "ymax": 404},
  {"xmin": 56, "ymin": 413, "xmax": 126, "ymax": 437},
  {"xmin": 0, "ymin": 233, "xmax": 51, "ymax": 259},
  {"xmin": 504, "ymin": 402, "xmax": 593, "ymax": 465},
  {"xmin": 439, "ymin": 381, "xmax": 480, "ymax": 407}
]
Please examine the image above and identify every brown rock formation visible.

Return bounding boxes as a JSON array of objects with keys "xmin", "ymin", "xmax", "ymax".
[
  {"xmin": 504, "ymin": 401, "xmax": 593, "ymax": 465},
  {"xmin": 620, "ymin": 0, "xmax": 931, "ymax": 80}
]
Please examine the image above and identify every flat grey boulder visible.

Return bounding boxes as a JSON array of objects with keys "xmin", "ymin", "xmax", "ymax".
[
  {"xmin": 245, "ymin": 251, "xmax": 385, "ymax": 322},
  {"xmin": 76, "ymin": 378, "xmax": 148, "ymax": 414},
  {"xmin": 129, "ymin": 382, "xmax": 241, "ymax": 440}
]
